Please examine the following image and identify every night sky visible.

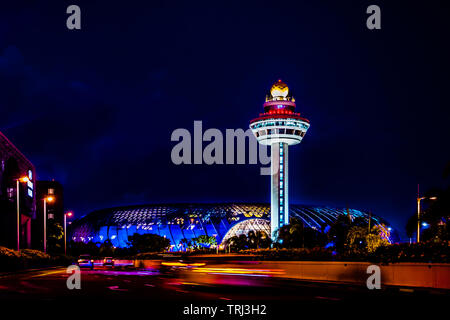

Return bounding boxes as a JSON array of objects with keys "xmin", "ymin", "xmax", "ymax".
[{"xmin": 1, "ymin": 1, "xmax": 449, "ymax": 240}]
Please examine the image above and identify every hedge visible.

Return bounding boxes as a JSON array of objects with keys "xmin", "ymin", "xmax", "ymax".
[{"xmin": 0, "ymin": 246, "xmax": 71, "ymax": 272}]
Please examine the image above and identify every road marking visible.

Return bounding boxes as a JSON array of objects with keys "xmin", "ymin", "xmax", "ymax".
[
  {"xmin": 314, "ymin": 296, "xmax": 340, "ymax": 301},
  {"xmin": 29, "ymin": 270, "xmax": 65, "ymax": 278},
  {"xmin": 175, "ymin": 289, "xmax": 188, "ymax": 293},
  {"xmin": 107, "ymin": 286, "xmax": 128, "ymax": 291},
  {"xmin": 19, "ymin": 281, "xmax": 50, "ymax": 291},
  {"xmin": 0, "ymin": 267, "xmax": 62, "ymax": 279}
]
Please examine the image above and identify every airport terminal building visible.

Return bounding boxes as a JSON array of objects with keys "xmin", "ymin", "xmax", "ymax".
[{"xmin": 69, "ymin": 203, "xmax": 391, "ymax": 249}]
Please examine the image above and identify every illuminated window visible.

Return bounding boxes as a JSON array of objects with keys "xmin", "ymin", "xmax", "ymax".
[
  {"xmin": 27, "ymin": 178, "xmax": 34, "ymax": 198},
  {"xmin": 7, "ymin": 187, "xmax": 14, "ymax": 199}
]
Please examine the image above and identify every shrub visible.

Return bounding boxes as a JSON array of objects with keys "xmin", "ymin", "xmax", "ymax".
[
  {"xmin": 226, "ymin": 241, "xmax": 450, "ymax": 263},
  {"xmin": 240, "ymin": 247, "xmax": 335, "ymax": 261},
  {"xmin": 370, "ymin": 241, "xmax": 450, "ymax": 263},
  {"xmin": 0, "ymin": 247, "xmax": 21, "ymax": 271},
  {"xmin": 0, "ymin": 246, "xmax": 71, "ymax": 271}
]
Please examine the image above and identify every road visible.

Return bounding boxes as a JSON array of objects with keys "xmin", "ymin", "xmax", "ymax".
[{"xmin": 0, "ymin": 264, "xmax": 447, "ymax": 318}]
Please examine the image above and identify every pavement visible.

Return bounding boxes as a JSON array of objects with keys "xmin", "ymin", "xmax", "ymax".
[{"xmin": 0, "ymin": 264, "xmax": 448, "ymax": 318}]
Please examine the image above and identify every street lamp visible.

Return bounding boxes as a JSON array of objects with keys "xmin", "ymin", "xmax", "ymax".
[
  {"xmin": 64, "ymin": 211, "xmax": 73, "ymax": 255},
  {"xmin": 15, "ymin": 176, "xmax": 29, "ymax": 251},
  {"xmin": 417, "ymin": 196, "xmax": 437, "ymax": 243},
  {"xmin": 43, "ymin": 196, "xmax": 55, "ymax": 253}
]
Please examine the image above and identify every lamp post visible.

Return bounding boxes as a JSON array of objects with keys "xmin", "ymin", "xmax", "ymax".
[
  {"xmin": 64, "ymin": 211, "xmax": 73, "ymax": 255},
  {"xmin": 416, "ymin": 195, "xmax": 437, "ymax": 243},
  {"xmin": 43, "ymin": 196, "xmax": 54, "ymax": 253},
  {"xmin": 15, "ymin": 176, "xmax": 29, "ymax": 251}
]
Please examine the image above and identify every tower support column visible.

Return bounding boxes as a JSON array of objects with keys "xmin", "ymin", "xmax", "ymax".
[{"xmin": 270, "ymin": 142, "xmax": 289, "ymax": 240}]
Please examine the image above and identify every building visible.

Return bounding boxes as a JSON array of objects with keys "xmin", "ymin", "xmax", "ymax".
[
  {"xmin": 69, "ymin": 203, "xmax": 391, "ymax": 249},
  {"xmin": 0, "ymin": 130, "xmax": 36, "ymax": 249},
  {"xmin": 32, "ymin": 180, "xmax": 64, "ymax": 250},
  {"xmin": 250, "ymin": 80, "xmax": 310, "ymax": 240}
]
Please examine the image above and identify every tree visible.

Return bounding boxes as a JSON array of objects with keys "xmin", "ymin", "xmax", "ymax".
[
  {"xmin": 276, "ymin": 218, "xmax": 326, "ymax": 248},
  {"xmin": 406, "ymin": 185, "xmax": 450, "ymax": 242},
  {"xmin": 68, "ymin": 241, "xmax": 100, "ymax": 257},
  {"xmin": 346, "ymin": 226, "xmax": 368, "ymax": 253},
  {"xmin": 192, "ymin": 235, "xmax": 217, "ymax": 249},
  {"xmin": 326, "ymin": 214, "xmax": 353, "ymax": 252},
  {"xmin": 225, "ymin": 234, "xmax": 248, "ymax": 251},
  {"xmin": 366, "ymin": 225, "xmax": 390, "ymax": 253},
  {"xmin": 421, "ymin": 187, "xmax": 450, "ymax": 242},
  {"xmin": 99, "ymin": 239, "xmax": 115, "ymax": 256},
  {"xmin": 127, "ymin": 233, "xmax": 170, "ymax": 253},
  {"xmin": 224, "ymin": 230, "xmax": 272, "ymax": 252},
  {"xmin": 47, "ymin": 219, "xmax": 64, "ymax": 253},
  {"xmin": 346, "ymin": 223, "xmax": 391, "ymax": 254},
  {"xmin": 180, "ymin": 238, "xmax": 193, "ymax": 251},
  {"xmin": 247, "ymin": 230, "xmax": 271, "ymax": 249},
  {"xmin": 405, "ymin": 164, "xmax": 450, "ymax": 242}
]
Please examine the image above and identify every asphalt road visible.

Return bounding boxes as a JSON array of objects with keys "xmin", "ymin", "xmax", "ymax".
[{"xmin": 0, "ymin": 265, "xmax": 447, "ymax": 318}]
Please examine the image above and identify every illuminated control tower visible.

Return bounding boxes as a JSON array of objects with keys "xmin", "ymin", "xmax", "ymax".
[{"xmin": 250, "ymin": 80, "xmax": 310, "ymax": 240}]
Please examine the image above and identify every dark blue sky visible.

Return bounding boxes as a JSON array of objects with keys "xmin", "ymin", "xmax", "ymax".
[{"xmin": 1, "ymin": 1, "xmax": 449, "ymax": 239}]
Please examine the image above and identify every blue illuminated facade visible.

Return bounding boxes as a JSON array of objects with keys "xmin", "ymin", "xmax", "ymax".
[{"xmin": 69, "ymin": 203, "xmax": 390, "ymax": 249}]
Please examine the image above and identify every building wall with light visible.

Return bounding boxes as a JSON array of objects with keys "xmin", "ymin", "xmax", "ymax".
[
  {"xmin": 0, "ymin": 130, "xmax": 36, "ymax": 249},
  {"xmin": 69, "ymin": 203, "xmax": 391, "ymax": 250}
]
